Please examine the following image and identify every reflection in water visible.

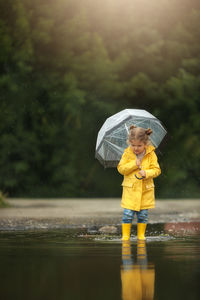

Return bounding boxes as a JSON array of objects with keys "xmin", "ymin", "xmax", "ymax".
[{"xmin": 121, "ymin": 241, "xmax": 155, "ymax": 300}]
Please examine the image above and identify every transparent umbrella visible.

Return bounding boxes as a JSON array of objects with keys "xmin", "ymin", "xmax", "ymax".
[{"xmin": 95, "ymin": 109, "xmax": 167, "ymax": 168}]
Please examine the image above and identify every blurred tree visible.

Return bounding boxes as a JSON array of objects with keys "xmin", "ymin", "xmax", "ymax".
[
  {"xmin": 158, "ymin": 70, "xmax": 200, "ymax": 197},
  {"xmin": 0, "ymin": 0, "xmax": 199, "ymax": 198}
]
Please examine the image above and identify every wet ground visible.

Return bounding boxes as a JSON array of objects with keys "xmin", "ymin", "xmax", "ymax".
[
  {"xmin": 0, "ymin": 199, "xmax": 199, "ymax": 300},
  {"xmin": 0, "ymin": 199, "xmax": 199, "ymax": 230}
]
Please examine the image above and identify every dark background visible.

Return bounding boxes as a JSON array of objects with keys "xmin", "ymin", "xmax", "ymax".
[{"xmin": 0, "ymin": 0, "xmax": 200, "ymax": 198}]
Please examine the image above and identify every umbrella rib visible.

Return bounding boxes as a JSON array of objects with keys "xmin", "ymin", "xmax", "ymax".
[{"xmin": 104, "ymin": 139, "xmax": 124, "ymax": 154}]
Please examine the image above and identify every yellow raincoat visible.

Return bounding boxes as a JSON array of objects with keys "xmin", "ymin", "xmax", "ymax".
[{"xmin": 117, "ymin": 145, "xmax": 161, "ymax": 211}]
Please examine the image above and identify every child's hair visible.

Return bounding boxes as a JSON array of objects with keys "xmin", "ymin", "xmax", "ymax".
[{"xmin": 128, "ymin": 125, "xmax": 153, "ymax": 145}]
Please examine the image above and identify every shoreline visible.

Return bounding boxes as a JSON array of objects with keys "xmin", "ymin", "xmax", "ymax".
[{"xmin": 0, "ymin": 199, "xmax": 199, "ymax": 231}]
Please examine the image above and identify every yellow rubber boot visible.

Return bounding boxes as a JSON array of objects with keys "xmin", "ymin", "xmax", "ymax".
[
  {"xmin": 122, "ymin": 223, "xmax": 132, "ymax": 241},
  {"xmin": 137, "ymin": 223, "xmax": 147, "ymax": 240}
]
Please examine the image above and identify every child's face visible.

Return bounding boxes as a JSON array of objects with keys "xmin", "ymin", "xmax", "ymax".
[{"xmin": 130, "ymin": 139, "xmax": 146, "ymax": 155}]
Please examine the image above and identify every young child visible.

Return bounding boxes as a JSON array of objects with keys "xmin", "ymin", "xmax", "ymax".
[{"xmin": 117, "ymin": 125, "xmax": 161, "ymax": 241}]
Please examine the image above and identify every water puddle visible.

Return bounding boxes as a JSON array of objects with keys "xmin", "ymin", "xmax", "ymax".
[{"xmin": 0, "ymin": 222, "xmax": 199, "ymax": 300}]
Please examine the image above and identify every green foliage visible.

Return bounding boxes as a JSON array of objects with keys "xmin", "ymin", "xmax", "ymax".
[
  {"xmin": 0, "ymin": 191, "xmax": 10, "ymax": 207},
  {"xmin": 0, "ymin": 0, "xmax": 200, "ymax": 198}
]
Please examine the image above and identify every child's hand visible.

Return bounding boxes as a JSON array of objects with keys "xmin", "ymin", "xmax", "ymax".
[
  {"xmin": 136, "ymin": 158, "xmax": 141, "ymax": 167},
  {"xmin": 139, "ymin": 170, "xmax": 146, "ymax": 178}
]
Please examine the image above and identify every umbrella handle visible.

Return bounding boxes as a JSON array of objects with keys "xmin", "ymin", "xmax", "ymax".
[{"xmin": 135, "ymin": 174, "xmax": 144, "ymax": 180}]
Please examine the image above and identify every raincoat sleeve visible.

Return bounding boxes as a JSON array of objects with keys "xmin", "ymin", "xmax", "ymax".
[
  {"xmin": 117, "ymin": 151, "xmax": 138, "ymax": 175},
  {"xmin": 145, "ymin": 152, "xmax": 161, "ymax": 179}
]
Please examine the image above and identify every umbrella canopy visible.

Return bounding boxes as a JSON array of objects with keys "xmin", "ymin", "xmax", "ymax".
[{"xmin": 95, "ymin": 109, "xmax": 167, "ymax": 168}]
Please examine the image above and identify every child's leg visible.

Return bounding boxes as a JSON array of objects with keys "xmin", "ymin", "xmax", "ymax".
[
  {"xmin": 122, "ymin": 209, "xmax": 135, "ymax": 241},
  {"xmin": 122, "ymin": 208, "xmax": 135, "ymax": 224},
  {"xmin": 136, "ymin": 209, "xmax": 148, "ymax": 240}
]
